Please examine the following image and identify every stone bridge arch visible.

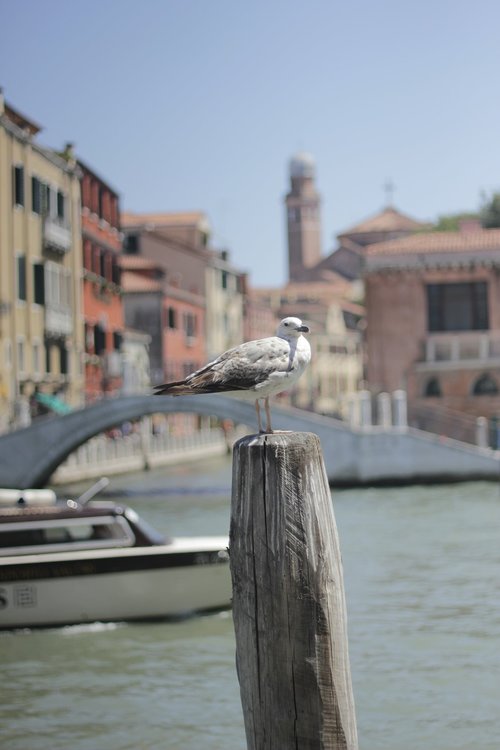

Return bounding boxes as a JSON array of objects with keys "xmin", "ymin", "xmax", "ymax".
[{"xmin": 0, "ymin": 395, "xmax": 269, "ymax": 489}]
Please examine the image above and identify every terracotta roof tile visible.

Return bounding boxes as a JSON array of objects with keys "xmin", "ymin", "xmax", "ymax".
[
  {"xmin": 121, "ymin": 210, "xmax": 208, "ymax": 228},
  {"xmin": 366, "ymin": 228, "xmax": 500, "ymax": 256},
  {"xmin": 339, "ymin": 206, "xmax": 427, "ymax": 236}
]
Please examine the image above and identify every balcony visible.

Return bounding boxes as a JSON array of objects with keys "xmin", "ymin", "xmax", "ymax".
[
  {"xmin": 416, "ymin": 331, "xmax": 500, "ymax": 370},
  {"xmin": 45, "ymin": 303, "xmax": 72, "ymax": 337},
  {"xmin": 44, "ymin": 217, "xmax": 72, "ymax": 254}
]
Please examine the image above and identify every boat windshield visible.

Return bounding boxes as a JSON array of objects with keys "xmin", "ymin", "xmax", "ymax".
[
  {"xmin": 123, "ymin": 508, "xmax": 169, "ymax": 545},
  {"xmin": 0, "ymin": 515, "xmax": 135, "ymax": 555}
]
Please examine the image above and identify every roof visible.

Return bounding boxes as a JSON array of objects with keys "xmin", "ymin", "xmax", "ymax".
[
  {"xmin": 339, "ymin": 206, "xmax": 427, "ymax": 237},
  {"xmin": 121, "ymin": 211, "xmax": 209, "ymax": 228},
  {"xmin": 120, "ymin": 271, "xmax": 163, "ymax": 293},
  {"xmin": 366, "ymin": 228, "xmax": 500, "ymax": 257},
  {"xmin": 4, "ymin": 101, "xmax": 42, "ymax": 136},
  {"xmin": 118, "ymin": 255, "xmax": 162, "ymax": 271},
  {"xmin": 77, "ymin": 157, "xmax": 120, "ymax": 198}
]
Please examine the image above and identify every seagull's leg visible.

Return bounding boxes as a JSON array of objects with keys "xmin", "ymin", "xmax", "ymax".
[
  {"xmin": 264, "ymin": 397, "xmax": 273, "ymax": 433},
  {"xmin": 255, "ymin": 399, "xmax": 264, "ymax": 433}
]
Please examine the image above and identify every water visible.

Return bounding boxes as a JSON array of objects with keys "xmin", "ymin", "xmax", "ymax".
[{"xmin": 1, "ymin": 456, "xmax": 500, "ymax": 749}]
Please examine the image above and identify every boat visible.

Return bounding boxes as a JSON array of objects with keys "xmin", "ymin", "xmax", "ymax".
[{"xmin": 0, "ymin": 478, "xmax": 231, "ymax": 629}]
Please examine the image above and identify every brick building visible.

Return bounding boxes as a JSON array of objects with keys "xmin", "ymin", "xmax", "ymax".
[
  {"xmin": 79, "ymin": 159, "xmax": 123, "ymax": 401},
  {"xmin": 365, "ymin": 224, "xmax": 500, "ymax": 426}
]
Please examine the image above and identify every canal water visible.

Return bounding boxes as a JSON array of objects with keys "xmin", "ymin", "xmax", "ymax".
[{"xmin": 1, "ymin": 455, "xmax": 499, "ymax": 750}]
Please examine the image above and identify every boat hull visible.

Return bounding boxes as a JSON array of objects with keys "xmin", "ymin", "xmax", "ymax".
[{"xmin": 0, "ymin": 539, "xmax": 231, "ymax": 628}]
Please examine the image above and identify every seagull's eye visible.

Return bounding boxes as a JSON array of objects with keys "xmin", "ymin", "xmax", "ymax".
[{"xmin": 284, "ymin": 322, "xmax": 289, "ymax": 326}]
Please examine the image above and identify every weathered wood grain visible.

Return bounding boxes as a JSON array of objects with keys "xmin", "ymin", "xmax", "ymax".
[{"xmin": 230, "ymin": 431, "xmax": 358, "ymax": 750}]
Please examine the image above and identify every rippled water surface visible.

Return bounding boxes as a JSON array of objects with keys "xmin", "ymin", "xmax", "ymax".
[{"xmin": 1, "ymin": 455, "xmax": 499, "ymax": 749}]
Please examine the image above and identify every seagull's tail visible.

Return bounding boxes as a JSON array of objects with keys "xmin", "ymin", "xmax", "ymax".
[{"xmin": 153, "ymin": 380, "xmax": 194, "ymax": 396}]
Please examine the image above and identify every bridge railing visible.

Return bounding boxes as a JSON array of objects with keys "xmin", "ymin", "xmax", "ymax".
[{"xmin": 51, "ymin": 424, "xmax": 230, "ymax": 484}]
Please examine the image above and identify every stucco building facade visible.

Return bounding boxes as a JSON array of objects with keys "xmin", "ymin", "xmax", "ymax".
[
  {"xmin": 0, "ymin": 94, "xmax": 84, "ymax": 430},
  {"xmin": 79, "ymin": 159, "xmax": 124, "ymax": 401}
]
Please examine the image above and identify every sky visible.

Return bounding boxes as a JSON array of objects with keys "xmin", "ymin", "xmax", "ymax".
[{"xmin": 1, "ymin": 0, "xmax": 500, "ymax": 286}]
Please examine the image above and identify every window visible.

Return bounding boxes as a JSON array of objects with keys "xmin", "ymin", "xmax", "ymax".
[
  {"xmin": 31, "ymin": 177, "xmax": 49, "ymax": 215},
  {"xmin": 113, "ymin": 331, "xmax": 123, "ymax": 351},
  {"xmin": 92, "ymin": 246, "xmax": 101, "ymax": 275},
  {"xmin": 33, "ymin": 341, "xmax": 42, "ymax": 376},
  {"xmin": 45, "ymin": 342, "xmax": 52, "ymax": 373},
  {"xmin": 83, "ymin": 240, "xmax": 92, "ymax": 271},
  {"xmin": 100, "ymin": 250, "xmax": 107, "ymax": 279},
  {"xmin": 32, "ymin": 177, "xmax": 41, "ymax": 214},
  {"xmin": 57, "ymin": 191, "xmax": 65, "ymax": 221},
  {"xmin": 94, "ymin": 324, "xmax": 106, "ymax": 355},
  {"xmin": 221, "ymin": 271, "xmax": 228, "ymax": 290},
  {"xmin": 17, "ymin": 256, "xmax": 27, "ymax": 301},
  {"xmin": 17, "ymin": 338, "xmax": 25, "ymax": 373},
  {"xmin": 167, "ymin": 307, "xmax": 176, "ymax": 329},
  {"xmin": 13, "ymin": 165, "xmax": 24, "ymax": 206},
  {"xmin": 44, "ymin": 262, "xmax": 72, "ymax": 307},
  {"xmin": 59, "ymin": 344, "xmax": 68, "ymax": 375},
  {"xmin": 183, "ymin": 312, "xmax": 196, "ymax": 339},
  {"xmin": 111, "ymin": 258, "xmax": 121, "ymax": 285},
  {"xmin": 427, "ymin": 282, "xmax": 488, "ymax": 332},
  {"xmin": 98, "ymin": 186, "xmax": 104, "ymax": 218},
  {"xmin": 424, "ymin": 377, "xmax": 442, "ymax": 397},
  {"xmin": 33, "ymin": 263, "xmax": 45, "ymax": 305},
  {"xmin": 124, "ymin": 234, "xmax": 139, "ymax": 254},
  {"xmin": 472, "ymin": 374, "xmax": 498, "ymax": 396},
  {"xmin": 4, "ymin": 340, "xmax": 12, "ymax": 369}
]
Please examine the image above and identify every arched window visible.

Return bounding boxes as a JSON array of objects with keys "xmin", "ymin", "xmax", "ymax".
[
  {"xmin": 472, "ymin": 374, "xmax": 499, "ymax": 396},
  {"xmin": 424, "ymin": 377, "xmax": 442, "ymax": 397}
]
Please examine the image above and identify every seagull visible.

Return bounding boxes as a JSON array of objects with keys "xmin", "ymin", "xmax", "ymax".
[{"xmin": 153, "ymin": 316, "xmax": 311, "ymax": 433}]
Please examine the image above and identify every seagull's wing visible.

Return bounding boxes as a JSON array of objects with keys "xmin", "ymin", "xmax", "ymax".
[{"xmin": 154, "ymin": 337, "xmax": 290, "ymax": 395}]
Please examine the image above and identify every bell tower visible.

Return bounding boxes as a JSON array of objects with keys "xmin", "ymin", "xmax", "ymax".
[{"xmin": 285, "ymin": 152, "xmax": 322, "ymax": 282}]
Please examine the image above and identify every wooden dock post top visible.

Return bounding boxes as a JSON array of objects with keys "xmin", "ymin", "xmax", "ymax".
[{"xmin": 230, "ymin": 430, "xmax": 358, "ymax": 750}]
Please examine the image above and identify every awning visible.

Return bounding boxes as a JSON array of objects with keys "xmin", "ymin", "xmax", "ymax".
[{"xmin": 35, "ymin": 392, "xmax": 72, "ymax": 414}]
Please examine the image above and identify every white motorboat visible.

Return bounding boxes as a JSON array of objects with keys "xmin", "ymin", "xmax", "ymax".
[{"xmin": 0, "ymin": 479, "xmax": 231, "ymax": 629}]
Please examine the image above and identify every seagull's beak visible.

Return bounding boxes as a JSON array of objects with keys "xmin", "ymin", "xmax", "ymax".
[{"xmin": 297, "ymin": 325, "xmax": 309, "ymax": 333}]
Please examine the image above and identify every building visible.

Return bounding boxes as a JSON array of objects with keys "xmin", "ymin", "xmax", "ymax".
[
  {"xmin": 121, "ymin": 213, "xmax": 209, "ymax": 385},
  {"xmin": 284, "ymin": 152, "xmax": 427, "ymax": 285},
  {"xmin": 252, "ymin": 282, "xmax": 363, "ymax": 417},
  {"xmin": 79, "ymin": 158, "xmax": 124, "ymax": 402},
  {"xmin": 364, "ymin": 223, "xmax": 500, "ymax": 425},
  {"xmin": 121, "ymin": 210, "xmax": 247, "ymax": 377},
  {"xmin": 79, "ymin": 161, "xmax": 124, "ymax": 402},
  {"xmin": 121, "ymin": 328, "xmax": 151, "ymax": 395},
  {"xmin": 285, "ymin": 152, "xmax": 323, "ymax": 282},
  {"xmin": 205, "ymin": 249, "xmax": 247, "ymax": 360},
  {"xmin": 0, "ymin": 93, "xmax": 84, "ymax": 430},
  {"xmin": 119, "ymin": 255, "xmax": 165, "ymax": 384}
]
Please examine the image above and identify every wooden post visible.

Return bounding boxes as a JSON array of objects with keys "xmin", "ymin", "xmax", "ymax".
[{"xmin": 230, "ymin": 432, "xmax": 358, "ymax": 750}]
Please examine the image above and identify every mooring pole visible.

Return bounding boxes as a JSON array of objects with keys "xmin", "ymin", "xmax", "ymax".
[{"xmin": 230, "ymin": 432, "xmax": 358, "ymax": 750}]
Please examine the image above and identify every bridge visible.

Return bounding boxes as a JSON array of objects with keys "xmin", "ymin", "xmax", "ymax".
[{"xmin": 0, "ymin": 394, "xmax": 499, "ymax": 489}]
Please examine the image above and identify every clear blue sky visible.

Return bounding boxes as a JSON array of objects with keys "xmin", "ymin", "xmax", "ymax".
[{"xmin": 1, "ymin": 0, "xmax": 500, "ymax": 285}]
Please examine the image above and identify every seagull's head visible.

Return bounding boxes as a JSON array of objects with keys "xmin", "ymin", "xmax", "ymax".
[{"xmin": 276, "ymin": 317, "xmax": 310, "ymax": 339}]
